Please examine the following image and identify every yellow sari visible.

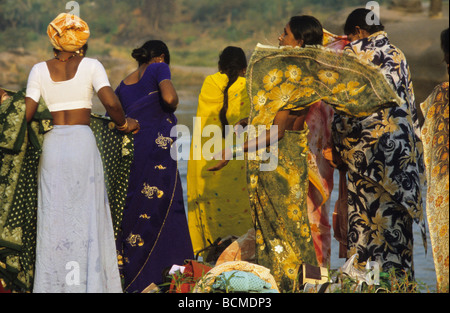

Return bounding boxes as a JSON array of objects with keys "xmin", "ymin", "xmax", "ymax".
[{"xmin": 187, "ymin": 72, "xmax": 253, "ymax": 256}]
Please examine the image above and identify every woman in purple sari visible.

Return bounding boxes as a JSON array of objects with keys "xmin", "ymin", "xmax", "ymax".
[{"xmin": 115, "ymin": 40, "xmax": 194, "ymax": 293}]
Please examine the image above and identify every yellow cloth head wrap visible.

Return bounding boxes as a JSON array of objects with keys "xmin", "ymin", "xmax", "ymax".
[{"xmin": 47, "ymin": 13, "xmax": 90, "ymax": 52}]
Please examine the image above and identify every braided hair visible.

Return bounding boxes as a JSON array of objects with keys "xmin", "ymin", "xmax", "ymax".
[{"xmin": 218, "ymin": 46, "xmax": 247, "ymax": 138}]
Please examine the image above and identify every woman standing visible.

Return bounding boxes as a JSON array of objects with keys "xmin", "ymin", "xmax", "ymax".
[
  {"xmin": 114, "ymin": 40, "xmax": 194, "ymax": 293},
  {"xmin": 420, "ymin": 28, "xmax": 449, "ymax": 293},
  {"xmin": 209, "ymin": 15, "xmax": 401, "ymax": 292},
  {"xmin": 332, "ymin": 8, "xmax": 426, "ymax": 278},
  {"xmin": 25, "ymin": 13, "xmax": 139, "ymax": 293},
  {"xmin": 187, "ymin": 46, "xmax": 253, "ymax": 258},
  {"xmin": 210, "ymin": 16, "xmax": 326, "ymax": 292}
]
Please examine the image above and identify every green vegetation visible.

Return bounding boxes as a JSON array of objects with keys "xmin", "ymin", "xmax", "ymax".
[
  {"xmin": 0, "ymin": 0, "xmax": 389, "ymax": 67},
  {"xmin": 159, "ymin": 266, "xmax": 433, "ymax": 293}
]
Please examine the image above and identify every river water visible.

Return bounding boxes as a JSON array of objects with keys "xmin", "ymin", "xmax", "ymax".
[{"xmin": 169, "ymin": 87, "xmax": 437, "ymax": 291}]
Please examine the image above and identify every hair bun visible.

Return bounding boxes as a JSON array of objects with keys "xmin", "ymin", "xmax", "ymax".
[{"xmin": 131, "ymin": 47, "xmax": 148, "ymax": 62}]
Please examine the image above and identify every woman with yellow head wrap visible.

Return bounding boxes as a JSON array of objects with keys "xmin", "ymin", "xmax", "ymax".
[
  {"xmin": 47, "ymin": 13, "xmax": 90, "ymax": 53},
  {"xmin": 20, "ymin": 12, "xmax": 139, "ymax": 293}
]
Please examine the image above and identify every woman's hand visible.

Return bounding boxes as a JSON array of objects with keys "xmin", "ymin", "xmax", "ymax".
[
  {"xmin": 117, "ymin": 117, "xmax": 140, "ymax": 134},
  {"xmin": 208, "ymin": 159, "xmax": 230, "ymax": 172},
  {"xmin": 126, "ymin": 117, "xmax": 140, "ymax": 134},
  {"xmin": 207, "ymin": 148, "xmax": 231, "ymax": 171},
  {"xmin": 0, "ymin": 90, "xmax": 10, "ymax": 105},
  {"xmin": 234, "ymin": 117, "xmax": 249, "ymax": 136}
]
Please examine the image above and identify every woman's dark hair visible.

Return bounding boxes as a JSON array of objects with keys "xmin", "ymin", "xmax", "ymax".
[
  {"xmin": 218, "ymin": 46, "xmax": 247, "ymax": 138},
  {"xmin": 441, "ymin": 28, "xmax": 449, "ymax": 65},
  {"xmin": 289, "ymin": 15, "xmax": 324, "ymax": 47},
  {"xmin": 344, "ymin": 8, "xmax": 385, "ymax": 36},
  {"xmin": 53, "ymin": 43, "xmax": 88, "ymax": 56},
  {"xmin": 132, "ymin": 40, "xmax": 170, "ymax": 66}
]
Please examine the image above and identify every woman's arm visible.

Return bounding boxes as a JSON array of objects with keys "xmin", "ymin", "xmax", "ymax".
[
  {"xmin": 159, "ymin": 80, "xmax": 179, "ymax": 112},
  {"xmin": 25, "ymin": 97, "xmax": 40, "ymax": 122},
  {"xmin": 207, "ymin": 110, "xmax": 290, "ymax": 171},
  {"xmin": 97, "ymin": 86, "xmax": 140, "ymax": 134}
]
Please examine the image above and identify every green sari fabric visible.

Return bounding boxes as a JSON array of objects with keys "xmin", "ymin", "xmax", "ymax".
[
  {"xmin": 245, "ymin": 44, "xmax": 402, "ymax": 292},
  {"xmin": 0, "ymin": 89, "xmax": 51, "ymax": 292},
  {"xmin": 90, "ymin": 114, "xmax": 134, "ymax": 239},
  {"xmin": 247, "ymin": 44, "xmax": 401, "ymax": 125},
  {"xmin": 0, "ymin": 90, "xmax": 133, "ymax": 292},
  {"xmin": 249, "ymin": 128, "xmax": 317, "ymax": 292}
]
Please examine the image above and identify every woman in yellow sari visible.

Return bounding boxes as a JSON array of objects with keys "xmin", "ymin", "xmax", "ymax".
[{"xmin": 187, "ymin": 47, "xmax": 253, "ymax": 257}]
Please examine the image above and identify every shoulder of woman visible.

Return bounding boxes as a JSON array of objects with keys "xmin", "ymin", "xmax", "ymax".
[
  {"xmin": 28, "ymin": 62, "xmax": 47, "ymax": 77},
  {"xmin": 82, "ymin": 57, "xmax": 104, "ymax": 67},
  {"xmin": 147, "ymin": 62, "xmax": 171, "ymax": 78},
  {"xmin": 420, "ymin": 82, "xmax": 449, "ymax": 112},
  {"xmin": 207, "ymin": 72, "xmax": 228, "ymax": 86},
  {"xmin": 438, "ymin": 81, "xmax": 449, "ymax": 91},
  {"xmin": 33, "ymin": 61, "xmax": 47, "ymax": 69},
  {"xmin": 151, "ymin": 61, "xmax": 170, "ymax": 70}
]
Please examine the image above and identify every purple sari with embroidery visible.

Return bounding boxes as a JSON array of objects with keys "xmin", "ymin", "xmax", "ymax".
[{"xmin": 115, "ymin": 63, "xmax": 193, "ymax": 293}]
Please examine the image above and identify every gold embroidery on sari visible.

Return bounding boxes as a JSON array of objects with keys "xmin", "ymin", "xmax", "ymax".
[
  {"xmin": 126, "ymin": 233, "xmax": 144, "ymax": 247},
  {"xmin": 155, "ymin": 133, "xmax": 173, "ymax": 150},
  {"xmin": 139, "ymin": 214, "xmax": 151, "ymax": 220},
  {"xmin": 141, "ymin": 183, "xmax": 164, "ymax": 199}
]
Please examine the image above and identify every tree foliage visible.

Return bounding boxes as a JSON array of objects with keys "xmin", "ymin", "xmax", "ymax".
[
  {"xmin": 0, "ymin": 0, "xmax": 394, "ymax": 44},
  {"xmin": 1, "ymin": 0, "xmax": 428, "ymax": 53}
]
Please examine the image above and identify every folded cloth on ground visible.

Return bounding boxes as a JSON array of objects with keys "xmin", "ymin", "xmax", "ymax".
[
  {"xmin": 193, "ymin": 261, "xmax": 280, "ymax": 293},
  {"xmin": 212, "ymin": 270, "xmax": 278, "ymax": 293}
]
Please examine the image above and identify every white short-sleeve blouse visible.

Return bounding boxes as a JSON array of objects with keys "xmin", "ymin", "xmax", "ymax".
[{"xmin": 26, "ymin": 57, "xmax": 111, "ymax": 112}]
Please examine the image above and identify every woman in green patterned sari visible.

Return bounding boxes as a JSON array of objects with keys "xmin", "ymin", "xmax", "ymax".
[{"xmin": 209, "ymin": 15, "xmax": 401, "ymax": 292}]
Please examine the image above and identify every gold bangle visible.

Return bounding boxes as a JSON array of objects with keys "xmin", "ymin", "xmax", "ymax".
[{"xmin": 116, "ymin": 119, "xmax": 128, "ymax": 131}]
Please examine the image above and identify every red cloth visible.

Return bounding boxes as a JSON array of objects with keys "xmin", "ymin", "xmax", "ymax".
[
  {"xmin": 0, "ymin": 283, "xmax": 11, "ymax": 293},
  {"xmin": 306, "ymin": 101, "xmax": 335, "ymax": 267},
  {"xmin": 169, "ymin": 261, "xmax": 212, "ymax": 293}
]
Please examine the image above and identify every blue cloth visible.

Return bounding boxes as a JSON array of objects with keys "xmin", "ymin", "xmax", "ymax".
[{"xmin": 212, "ymin": 270, "xmax": 279, "ymax": 293}]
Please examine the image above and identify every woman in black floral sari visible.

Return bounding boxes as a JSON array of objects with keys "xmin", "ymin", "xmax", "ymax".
[{"xmin": 332, "ymin": 9, "xmax": 426, "ymax": 279}]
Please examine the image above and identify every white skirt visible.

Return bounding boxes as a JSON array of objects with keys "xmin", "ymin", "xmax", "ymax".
[{"xmin": 33, "ymin": 125, "xmax": 122, "ymax": 293}]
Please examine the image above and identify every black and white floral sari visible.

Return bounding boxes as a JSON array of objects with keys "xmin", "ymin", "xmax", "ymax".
[{"xmin": 332, "ymin": 32, "xmax": 426, "ymax": 277}]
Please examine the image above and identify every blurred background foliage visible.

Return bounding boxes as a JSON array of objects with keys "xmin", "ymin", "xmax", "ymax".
[
  {"xmin": 0, "ymin": 0, "xmax": 447, "ymax": 102},
  {"xmin": 0, "ymin": 0, "xmax": 389, "ymax": 66}
]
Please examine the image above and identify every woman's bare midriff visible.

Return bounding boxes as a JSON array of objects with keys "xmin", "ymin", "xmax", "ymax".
[{"xmin": 51, "ymin": 108, "xmax": 92, "ymax": 125}]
